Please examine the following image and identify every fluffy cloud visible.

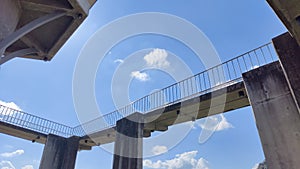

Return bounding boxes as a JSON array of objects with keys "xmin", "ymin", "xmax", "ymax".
[
  {"xmin": 144, "ymin": 49, "xmax": 170, "ymax": 68},
  {"xmin": 114, "ymin": 59, "xmax": 124, "ymax": 64},
  {"xmin": 0, "ymin": 100, "xmax": 22, "ymax": 119},
  {"xmin": 131, "ymin": 71, "xmax": 150, "ymax": 81},
  {"xmin": 252, "ymin": 163, "xmax": 259, "ymax": 169},
  {"xmin": 21, "ymin": 165, "xmax": 34, "ymax": 169},
  {"xmin": 0, "ymin": 150, "xmax": 24, "ymax": 158},
  {"xmin": 143, "ymin": 151, "xmax": 209, "ymax": 169},
  {"xmin": 151, "ymin": 146, "xmax": 168, "ymax": 155},
  {"xmin": 198, "ymin": 114, "xmax": 233, "ymax": 132},
  {"xmin": 0, "ymin": 101, "xmax": 21, "ymax": 111},
  {"xmin": 0, "ymin": 160, "xmax": 15, "ymax": 169},
  {"xmin": 0, "ymin": 161, "xmax": 34, "ymax": 169}
]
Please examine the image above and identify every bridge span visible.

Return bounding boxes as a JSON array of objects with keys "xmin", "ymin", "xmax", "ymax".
[
  {"xmin": 1, "ymin": 33, "xmax": 300, "ymax": 169},
  {"xmin": 1, "ymin": 0, "xmax": 300, "ymax": 168},
  {"xmin": 0, "ymin": 42, "xmax": 276, "ymax": 148}
]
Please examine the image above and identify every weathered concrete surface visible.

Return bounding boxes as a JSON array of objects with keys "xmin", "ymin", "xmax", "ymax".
[
  {"xmin": 113, "ymin": 113, "xmax": 144, "ymax": 169},
  {"xmin": 267, "ymin": 0, "xmax": 300, "ymax": 45},
  {"xmin": 80, "ymin": 81, "xmax": 249, "ymax": 147},
  {"xmin": 39, "ymin": 134, "xmax": 79, "ymax": 169},
  {"xmin": 243, "ymin": 61, "xmax": 300, "ymax": 169},
  {"xmin": 0, "ymin": 0, "xmax": 21, "ymax": 41},
  {"xmin": 0, "ymin": 121, "xmax": 47, "ymax": 144},
  {"xmin": 0, "ymin": 0, "xmax": 96, "ymax": 62},
  {"xmin": 273, "ymin": 32, "xmax": 300, "ymax": 112}
]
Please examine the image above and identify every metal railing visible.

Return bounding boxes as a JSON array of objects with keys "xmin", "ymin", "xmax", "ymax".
[
  {"xmin": 0, "ymin": 43, "xmax": 278, "ymax": 138},
  {"xmin": 74, "ymin": 42, "xmax": 278, "ymax": 136},
  {"xmin": 0, "ymin": 105, "xmax": 74, "ymax": 138}
]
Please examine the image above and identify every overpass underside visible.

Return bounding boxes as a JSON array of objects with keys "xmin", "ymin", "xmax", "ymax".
[{"xmin": 0, "ymin": 0, "xmax": 96, "ymax": 64}]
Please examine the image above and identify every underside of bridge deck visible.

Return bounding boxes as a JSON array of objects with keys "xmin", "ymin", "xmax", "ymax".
[{"xmin": 0, "ymin": 0, "xmax": 96, "ymax": 64}]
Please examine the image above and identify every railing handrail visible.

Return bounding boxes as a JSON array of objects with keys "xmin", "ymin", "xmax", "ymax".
[
  {"xmin": 0, "ymin": 42, "xmax": 278, "ymax": 138},
  {"xmin": 73, "ymin": 42, "xmax": 277, "ymax": 136},
  {"xmin": 0, "ymin": 104, "xmax": 74, "ymax": 137}
]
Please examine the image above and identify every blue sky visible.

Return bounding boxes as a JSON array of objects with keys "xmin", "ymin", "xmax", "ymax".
[{"xmin": 0, "ymin": 0, "xmax": 287, "ymax": 169}]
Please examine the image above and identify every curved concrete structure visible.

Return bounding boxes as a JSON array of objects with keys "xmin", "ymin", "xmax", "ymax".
[{"xmin": 0, "ymin": 0, "xmax": 96, "ymax": 64}]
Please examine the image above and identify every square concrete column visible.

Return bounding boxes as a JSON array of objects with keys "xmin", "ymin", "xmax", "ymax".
[
  {"xmin": 113, "ymin": 113, "xmax": 144, "ymax": 169},
  {"xmin": 266, "ymin": 0, "xmax": 300, "ymax": 45},
  {"xmin": 39, "ymin": 134, "xmax": 80, "ymax": 169},
  {"xmin": 243, "ymin": 61, "xmax": 300, "ymax": 169},
  {"xmin": 273, "ymin": 32, "xmax": 300, "ymax": 111}
]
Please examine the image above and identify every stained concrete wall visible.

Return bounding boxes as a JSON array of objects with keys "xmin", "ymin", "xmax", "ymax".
[
  {"xmin": 243, "ymin": 61, "xmax": 300, "ymax": 169},
  {"xmin": 273, "ymin": 32, "xmax": 300, "ymax": 111},
  {"xmin": 39, "ymin": 134, "xmax": 79, "ymax": 169},
  {"xmin": 113, "ymin": 113, "xmax": 144, "ymax": 169},
  {"xmin": 266, "ymin": 0, "xmax": 300, "ymax": 45},
  {"xmin": 0, "ymin": 0, "xmax": 20, "ymax": 41}
]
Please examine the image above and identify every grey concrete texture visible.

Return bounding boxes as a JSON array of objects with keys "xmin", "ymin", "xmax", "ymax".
[
  {"xmin": 113, "ymin": 113, "xmax": 144, "ymax": 169},
  {"xmin": 243, "ymin": 61, "xmax": 300, "ymax": 169},
  {"xmin": 273, "ymin": 32, "xmax": 300, "ymax": 112},
  {"xmin": 0, "ymin": 0, "xmax": 96, "ymax": 62},
  {"xmin": 267, "ymin": 0, "xmax": 300, "ymax": 45},
  {"xmin": 39, "ymin": 134, "xmax": 80, "ymax": 169},
  {"xmin": 0, "ymin": 0, "xmax": 20, "ymax": 41}
]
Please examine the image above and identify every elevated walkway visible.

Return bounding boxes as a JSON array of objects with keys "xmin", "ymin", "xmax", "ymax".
[{"xmin": 0, "ymin": 42, "xmax": 277, "ymax": 150}]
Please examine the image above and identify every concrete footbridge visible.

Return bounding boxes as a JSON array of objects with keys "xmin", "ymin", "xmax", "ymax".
[
  {"xmin": 1, "ymin": 34, "xmax": 299, "ymax": 169},
  {"xmin": 1, "ymin": 0, "xmax": 300, "ymax": 168},
  {"xmin": 0, "ymin": 42, "xmax": 276, "ymax": 148}
]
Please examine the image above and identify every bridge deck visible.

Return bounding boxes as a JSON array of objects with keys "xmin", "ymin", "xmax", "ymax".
[
  {"xmin": 80, "ymin": 81, "xmax": 249, "ymax": 147},
  {"xmin": 0, "ymin": 43, "xmax": 276, "ymax": 150}
]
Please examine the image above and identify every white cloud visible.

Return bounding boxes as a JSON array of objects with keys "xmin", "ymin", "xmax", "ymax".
[
  {"xmin": 198, "ymin": 114, "xmax": 233, "ymax": 132},
  {"xmin": 0, "ymin": 150, "xmax": 24, "ymax": 158},
  {"xmin": 0, "ymin": 101, "xmax": 21, "ymax": 111},
  {"xmin": 252, "ymin": 163, "xmax": 259, "ymax": 169},
  {"xmin": 21, "ymin": 165, "xmax": 34, "ymax": 169},
  {"xmin": 131, "ymin": 71, "xmax": 150, "ymax": 82},
  {"xmin": 143, "ymin": 151, "xmax": 209, "ymax": 169},
  {"xmin": 114, "ymin": 59, "xmax": 124, "ymax": 64},
  {"xmin": 0, "ymin": 161, "xmax": 15, "ymax": 169},
  {"xmin": 151, "ymin": 146, "xmax": 168, "ymax": 155},
  {"xmin": 144, "ymin": 49, "xmax": 170, "ymax": 68},
  {"xmin": 195, "ymin": 158, "xmax": 210, "ymax": 169}
]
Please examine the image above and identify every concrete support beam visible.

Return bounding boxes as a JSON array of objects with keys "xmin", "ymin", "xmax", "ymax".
[
  {"xmin": 0, "ymin": 0, "xmax": 21, "ymax": 41},
  {"xmin": 113, "ymin": 113, "xmax": 144, "ymax": 169},
  {"xmin": 266, "ymin": 0, "xmax": 300, "ymax": 45},
  {"xmin": 39, "ymin": 134, "xmax": 79, "ymax": 169},
  {"xmin": 273, "ymin": 32, "xmax": 300, "ymax": 111},
  {"xmin": 243, "ymin": 61, "xmax": 300, "ymax": 169}
]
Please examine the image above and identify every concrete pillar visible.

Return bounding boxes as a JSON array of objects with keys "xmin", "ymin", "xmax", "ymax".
[
  {"xmin": 266, "ymin": 0, "xmax": 300, "ymax": 45},
  {"xmin": 273, "ymin": 32, "xmax": 300, "ymax": 111},
  {"xmin": 0, "ymin": 0, "xmax": 21, "ymax": 41},
  {"xmin": 113, "ymin": 113, "xmax": 144, "ymax": 169},
  {"xmin": 243, "ymin": 61, "xmax": 300, "ymax": 169},
  {"xmin": 39, "ymin": 134, "xmax": 80, "ymax": 169}
]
